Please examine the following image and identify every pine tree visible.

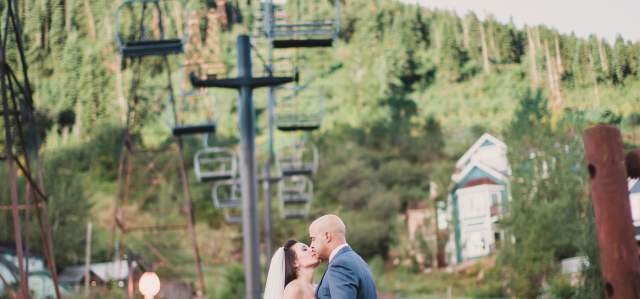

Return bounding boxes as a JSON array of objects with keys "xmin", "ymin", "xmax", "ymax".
[{"xmin": 612, "ymin": 36, "xmax": 632, "ymax": 85}]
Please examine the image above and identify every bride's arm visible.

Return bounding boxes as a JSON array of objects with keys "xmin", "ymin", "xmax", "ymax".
[{"xmin": 283, "ymin": 283, "xmax": 304, "ymax": 299}]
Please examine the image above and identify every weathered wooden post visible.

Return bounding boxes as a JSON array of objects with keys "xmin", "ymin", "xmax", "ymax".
[{"xmin": 583, "ymin": 124, "xmax": 640, "ymax": 299}]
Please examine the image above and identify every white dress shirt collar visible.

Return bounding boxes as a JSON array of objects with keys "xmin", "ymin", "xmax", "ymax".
[{"xmin": 329, "ymin": 243, "xmax": 349, "ymax": 263}]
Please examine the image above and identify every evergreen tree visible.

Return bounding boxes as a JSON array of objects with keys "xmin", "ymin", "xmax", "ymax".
[{"xmin": 499, "ymin": 90, "xmax": 600, "ymax": 297}]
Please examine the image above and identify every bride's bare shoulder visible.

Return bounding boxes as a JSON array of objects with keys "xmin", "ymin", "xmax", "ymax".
[
  {"xmin": 284, "ymin": 280, "xmax": 315, "ymax": 299},
  {"xmin": 283, "ymin": 281, "xmax": 305, "ymax": 299}
]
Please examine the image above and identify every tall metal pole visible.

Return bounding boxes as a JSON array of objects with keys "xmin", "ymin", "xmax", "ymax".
[
  {"xmin": 263, "ymin": 0, "xmax": 275, "ymax": 270},
  {"xmin": 583, "ymin": 125, "xmax": 640, "ymax": 299},
  {"xmin": 237, "ymin": 35, "xmax": 261, "ymax": 299},
  {"xmin": 190, "ymin": 34, "xmax": 293, "ymax": 299}
]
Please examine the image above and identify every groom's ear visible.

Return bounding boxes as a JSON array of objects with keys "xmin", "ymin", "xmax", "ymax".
[{"xmin": 324, "ymin": 231, "xmax": 331, "ymax": 242}]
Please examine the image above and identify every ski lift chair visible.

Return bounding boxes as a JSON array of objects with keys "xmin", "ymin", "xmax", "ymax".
[
  {"xmin": 194, "ymin": 146, "xmax": 238, "ymax": 182},
  {"xmin": 282, "ymin": 210, "xmax": 309, "ymax": 219},
  {"xmin": 277, "ymin": 140, "xmax": 319, "ymax": 176},
  {"xmin": 115, "ymin": 0, "xmax": 187, "ymax": 58},
  {"xmin": 223, "ymin": 209, "xmax": 243, "ymax": 224},
  {"xmin": 278, "ymin": 175, "xmax": 313, "ymax": 204},
  {"xmin": 275, "ymin": 84, "xmax": 324, "ymax": 131},
  {"xmin": 171, "ymin": 88, "xmax": 217, "ymax": 139},
  {"xmin": 210, "ymin": 180, "xmax": 243, "ymax": 224},
  {"xmin": 279, "ymin": 175, "xmax": 313, "ymax": 219},
  {"xmin": 211, "ymin": 180, "xmax": 242, "ymax": 209},
  {"xmin": 172, "ymin": 123, "xmax": 216, "ymax": 136},
  {"xmin": 260, "ymin": 0, "xmax": 341, "ymax": 49}
]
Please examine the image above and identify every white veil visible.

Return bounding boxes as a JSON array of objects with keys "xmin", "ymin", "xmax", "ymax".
[{"xmin": 263, "ymin": 247, "xmax": 285, "ymax": 299}]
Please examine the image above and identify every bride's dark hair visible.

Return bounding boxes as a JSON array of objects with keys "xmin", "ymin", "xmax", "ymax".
[{"xmin": 283, "ymin": 239, "xmax": 298, "ymax": 287}]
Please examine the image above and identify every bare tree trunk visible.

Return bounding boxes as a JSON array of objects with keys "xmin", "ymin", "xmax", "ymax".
[
  {"xmin": 174, "ymin": 1, "xmax": 183, "ymax": 38},
  {"xmin": 480, "ymin": 23, "xmax": 491, "ymax": 73},
  {"xmin": 216, "ymin": 0, "xmax": 228, "ymax": 31},
  {"xmin": 544, "ymin": 40, "xmax": 556, "ymax": 99},
  {"xmin": 544, "ymin": 40, "xmax": 563, "ymax": 108},
  {"xmin": 534, "ymin": 26, "xmax": 542, "ymax": 51},
  {"xmin": 151, "ymin": 8, "xmax": 162, "ymax": 40},
  {"xmin": 462, "ymin": 16, "xmax": 470, "ymax": 51},
  {"xmin": 597, "ymin": 38, "xmax": 610, "ymax": 74},
  {"xmin": 206, "ymin": 8, "xmax": 223, "ymax": 74},
  {"xmin": 83, "ymin": 0, "xmax": 96, "ymax": 41},
  {"xmin": 185, "ymin": 11, "xmax": 202, "ymax": 72},
  {"xmin": 83, "ymin": 222, "xmax": 92, "ymax": 298},
  {"xmin": 554, "ymin": 54, "xmax": 563, "ymax": 107},
  {"xmin": 527, "ymin": 26, "xmax": 540, "ymax": 86},
  {"xmin": 65, "ymin": 0, "xmax": 73, "ymax": 32},
  {"xmin": 206, "ymin": 9, "xmax": 220, "ymax": 55},
  {"xmin": 554, "ymin": 35, "xmax": 564, "ymax": 75},
  {"xmin": 488, "ymin": 17, "xmax": 501, "ymax": 63}
]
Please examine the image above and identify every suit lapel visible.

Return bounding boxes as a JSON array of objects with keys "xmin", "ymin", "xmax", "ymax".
[{"xmin": 316, "ymin": 267, "xmax": 328, "ymax": 297}]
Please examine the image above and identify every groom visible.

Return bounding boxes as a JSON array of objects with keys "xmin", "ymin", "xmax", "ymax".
[{"xmin": 309, "ymin": 215, "xmax": 377, "ymax": 299}]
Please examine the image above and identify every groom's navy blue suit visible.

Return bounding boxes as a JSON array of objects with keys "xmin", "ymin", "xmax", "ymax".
[{"xmin": 315, "ymin": 246, "xmax": 377, "ymax": 299}]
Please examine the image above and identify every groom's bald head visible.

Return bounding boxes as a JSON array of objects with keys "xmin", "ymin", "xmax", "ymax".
[
  {"xmin": 310, "ymin": 214, "xmax": 346, "ymax": 236},
  {"xmin": 309, "ymin": 214, "xmax": 347, "ymax": 261}
]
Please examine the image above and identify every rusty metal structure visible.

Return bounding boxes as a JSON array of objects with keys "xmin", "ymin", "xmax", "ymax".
[
  {"xmin": 112, "ymin": 1, "xmax": 206, "ymax": 296},
  {"xmin": 0, "ymin": 0, "xmax": 61, "ymax": 298},
  {"xmin": 583, "ymin": 124, "xmax": 640, "ymax": 299}
]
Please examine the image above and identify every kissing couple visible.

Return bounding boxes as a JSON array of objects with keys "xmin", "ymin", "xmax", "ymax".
[{"xmin": 263, "ymin": 214, "xmax": 378, "ymax": 299}]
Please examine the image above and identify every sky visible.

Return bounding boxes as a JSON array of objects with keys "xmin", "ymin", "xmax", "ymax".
[{"xmin": 398, "ymin": 0, "xmax": 640, "ymax": 43}]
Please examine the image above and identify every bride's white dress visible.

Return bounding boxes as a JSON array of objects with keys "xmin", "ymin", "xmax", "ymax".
[{"xmin": 263, "ymin": 248, "xmax": 286, "ymax": 299}]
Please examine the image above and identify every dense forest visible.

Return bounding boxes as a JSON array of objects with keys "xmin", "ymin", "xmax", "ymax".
[{"xmin": 1, "ymin": 0, "xmax": 640, "ymax": 297}]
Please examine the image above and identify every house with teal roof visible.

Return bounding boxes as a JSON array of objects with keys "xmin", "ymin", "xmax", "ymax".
[
  {"xmin": 628, "ymin": 179, "xmax": 640, "ymax": 242},
  {"xmin": 0, "ymin": 244, "xmax": 71, "ymax": 298},
  {"xmin": 447, "ymin": 133, "xmax": 510, "ymax": 265}
]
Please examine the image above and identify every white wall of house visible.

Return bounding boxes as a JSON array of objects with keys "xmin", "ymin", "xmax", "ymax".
[
  {"xmin": 0, "ymin": 263, "xmax": 15, "ymax": 293},
  {"xmin": 628, "ymin": 179, "xmax": 640, "ymax": 241},
  {"xmin": 1, "ymin": 253, "xmax": 45, "ymax": 272},
  {"xmin": 630, "ymin": 192, "xmax": 640, "ymax": 228},
  {"xmin": 456, "ymin": 184, "xmax": 505, "ymax": 260},
  {"xmin": 467, "ymin": 145, "xmax": 509, "ymax": 175}
]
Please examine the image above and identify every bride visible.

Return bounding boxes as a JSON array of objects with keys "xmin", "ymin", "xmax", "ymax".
[{"xmin": 264, "ymin": 239, "xmax": 320, "ymax": 299}]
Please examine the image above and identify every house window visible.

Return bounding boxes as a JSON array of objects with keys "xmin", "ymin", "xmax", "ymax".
[{"xmin": 490, "ymin": 192, "xmax": 501, "ymax": 216}]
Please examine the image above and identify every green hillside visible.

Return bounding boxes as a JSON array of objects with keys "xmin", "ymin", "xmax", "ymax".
[{"xmin": 1, "ymin": 0, "xmax": 639, "ymax": 297}]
